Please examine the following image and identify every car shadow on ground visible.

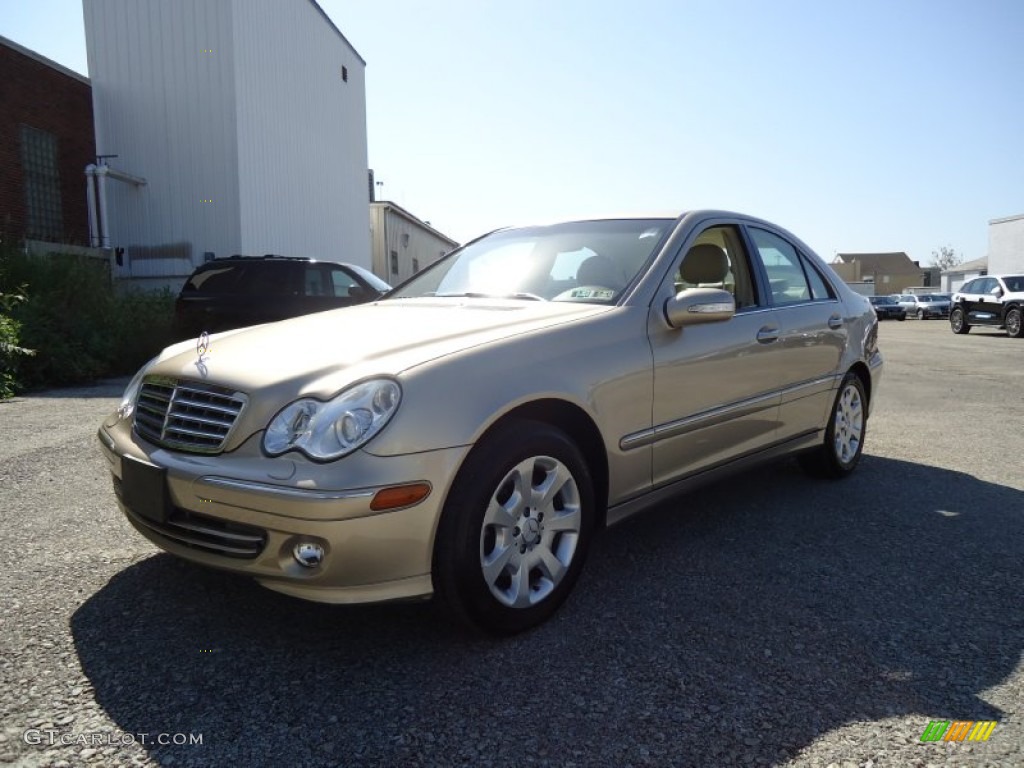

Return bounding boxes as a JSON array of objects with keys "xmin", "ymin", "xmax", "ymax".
[{"xmin": 71, "ymin": 456, "xmax": 1023, "ymax": 766}]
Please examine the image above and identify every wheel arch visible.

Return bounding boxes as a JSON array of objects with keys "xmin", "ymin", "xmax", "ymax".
[
  {"xmin": 848, "ymin": 361, "xmax": 872, "ymax": 412},
  {"xmin": 464, "ymin": 399, "xmax": 610, "ymax": 528}
]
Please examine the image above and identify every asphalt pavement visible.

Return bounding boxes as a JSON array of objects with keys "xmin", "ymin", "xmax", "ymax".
[{"xmin": 1, "ymin": 319, "xmax": 1021, "ymax": 767}]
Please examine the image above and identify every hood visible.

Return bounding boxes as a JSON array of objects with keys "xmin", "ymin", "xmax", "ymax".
[{"xmin": 148, "ymin": 297, "xmax": 610, "ymax": 399}]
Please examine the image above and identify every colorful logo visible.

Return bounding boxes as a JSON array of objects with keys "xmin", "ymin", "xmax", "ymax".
[{"xmin": 920, "ymin": 720, "xmax": 997, "ymax": 742}]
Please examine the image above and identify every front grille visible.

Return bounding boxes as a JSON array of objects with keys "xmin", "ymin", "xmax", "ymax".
[{"xmin": 134, "ymin": 378, "xmax": 247, "ymax": 453}]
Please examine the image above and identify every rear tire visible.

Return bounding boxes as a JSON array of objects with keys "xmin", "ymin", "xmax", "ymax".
[
  {"xmin": 1006, "ymin": 307, "xmax": 1023, "ymax": 338},
  {"xmin": 950, "ymin": 307, "xmax": 970, "ymax": 334},
  {"xmin": 799, "ymin": 372, "xmax": 866, "ymax": 479},
  {"xmin": 433, "ymin": 420, "xmax": 595, "ymax": 635}
]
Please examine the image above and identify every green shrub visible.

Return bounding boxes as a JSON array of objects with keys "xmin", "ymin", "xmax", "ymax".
[
  {"xmin": 0, "ymin": 283, "xmax": 35, "ymax": 400},
  {"xmin": 0, "ymin": 246, "xmax": 175, "ymax": 393}
]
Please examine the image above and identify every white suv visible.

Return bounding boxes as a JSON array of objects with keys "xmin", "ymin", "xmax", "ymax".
[{"xmin": 949, "ymin": 275, "xmax": 1024, "ymax": 337}]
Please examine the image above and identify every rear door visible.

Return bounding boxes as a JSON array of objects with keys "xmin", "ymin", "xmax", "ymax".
[{"xmin": 745, "ymin": 226, "xmax": 845, "ymax": 443}]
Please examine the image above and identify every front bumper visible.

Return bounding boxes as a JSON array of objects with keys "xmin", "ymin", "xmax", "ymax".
[{"xmin": 97, "ymin": 417, "xmax": 470, "ymax": 604}]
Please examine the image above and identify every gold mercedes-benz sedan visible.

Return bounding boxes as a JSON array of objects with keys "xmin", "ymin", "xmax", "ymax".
[{"xmin": 98, "ymin": 211, "xmax": 882, "ymax": 634}]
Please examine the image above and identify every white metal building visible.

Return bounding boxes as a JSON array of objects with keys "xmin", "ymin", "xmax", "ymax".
[
  {"xmin": 988, "ymin": 214, "xmax": 1024, "ymax": 275},
  {"xmin": 370, "ymin": 201, "xmax": 459, "ymax": 285},
  {"xmin": 941, "ymin": 256, "xmax": 988, "ymax": 292},
  {"xmin": 83, "ymin": 0, "xmax": 370, "ymax": 290}
]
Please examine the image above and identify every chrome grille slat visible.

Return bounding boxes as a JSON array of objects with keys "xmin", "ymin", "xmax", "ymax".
[
  {"xmin": 127, "ymin": 508, "xmax": 266, "ymax": 558},
  {"xmin": 133, "ymin": 378, "xmax": 247, "ymax": 453},
  {"xmin": 168, "ymin": 518, "xmax": 265, "ymax": 544},
  {"xmin": 170, "ymin": 397, "xmax": 240, "ymax": 415}
]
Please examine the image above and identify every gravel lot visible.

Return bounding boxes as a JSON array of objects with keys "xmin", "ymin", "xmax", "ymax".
[{"xmin": 1, "ymin": 319, "xmax": 1022, "ymax": 768}]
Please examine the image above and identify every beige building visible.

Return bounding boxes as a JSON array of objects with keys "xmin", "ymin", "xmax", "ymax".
[
  {"xmin": 833, "ymin": 252, "xmax": 939, "ymax": 294},
  {"xmin": 370, "ymin": 201, "xmax": 458, "ymax": 285}
]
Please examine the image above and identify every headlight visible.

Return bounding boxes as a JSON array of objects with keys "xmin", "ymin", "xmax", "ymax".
[
  {"xmin": 116, "ymin": 358, "xmax": 156, "ymax": 420},
  {"xmin": 263, "ymin": 378, "xmax": 402, "ymax": 460}
]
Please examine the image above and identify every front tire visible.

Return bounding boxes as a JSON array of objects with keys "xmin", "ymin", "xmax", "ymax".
[
  {"xmin": 1006, "ymin": 307, "xmax": 1023, "ymax": 338},
  {"xmin": 950, "ymin": 307, "xmax": 970, "ymax": 334},
  {"xmin": 799, "ymin": 372, "xmax": 867, "ymax": 479},
  {"xmin": 433, "ymin": 420, "xmax": 595, "ymax": 635}
]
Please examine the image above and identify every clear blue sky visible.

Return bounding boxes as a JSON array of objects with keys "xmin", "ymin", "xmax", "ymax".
[{"xmin": 4, "ymin": 0, "xmax": 1022, "ymax": 264}]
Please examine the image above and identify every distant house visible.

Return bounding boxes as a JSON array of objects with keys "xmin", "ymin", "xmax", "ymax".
[
  {"xmin": 370, "ymin": 201, "xmax": 458, "ymax": 284},
  {"xmin": 988, "ymin": 213, "xmax": 1024, "ymax": 274},
  {"xmin": 833, "ymin": 252, "xmax": 938, "ymax": 294},
  {"xmin": 941, "ymin": 257, "xmax": 987, "ymax": 292},
  {"xmin": 0, "ymin": 35, "xmax": 95, "ymax": 246}
]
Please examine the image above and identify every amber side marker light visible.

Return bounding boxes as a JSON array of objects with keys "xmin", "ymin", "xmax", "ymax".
[{"xmin": 370, "ymin": 482, "xmax": 432, "ymax": 511}]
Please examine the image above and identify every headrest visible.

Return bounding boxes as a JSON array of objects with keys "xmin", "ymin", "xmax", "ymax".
[
  {"xmin": 680, "ymin": 244, "xmax": 728, "ymax": 284},
  {"xmin": 577, "ymin": 253, "xmax": 623, "ymax": 288}
]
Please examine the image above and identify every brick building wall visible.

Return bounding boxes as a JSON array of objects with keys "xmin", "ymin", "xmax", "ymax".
[{"xmin": 0, "ymin": 36, "xmax": 95, "ymax": 246}]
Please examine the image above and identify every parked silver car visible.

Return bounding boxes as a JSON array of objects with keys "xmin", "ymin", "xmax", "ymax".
[
  {"xmin": 98, "ymin": 211, "xmax": 883, "ymax": 634},
  {"xmin": 898, "ymin": 293, "xmax": 950, "ymax": 319}
]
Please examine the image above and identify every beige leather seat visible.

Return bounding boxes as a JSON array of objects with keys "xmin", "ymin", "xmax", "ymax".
[{"xmin": 680, "ymin": 244, "xmax": 729, "ymax": 285}]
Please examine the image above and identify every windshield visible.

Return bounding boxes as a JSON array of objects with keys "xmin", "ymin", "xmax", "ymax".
[
  {"xmin": 871, "ymin": 296, "xmax": 895, "ymax": 305},
  {"xmin": 389, "ymin": 219, "xmax": 673, "ymax": 304}
]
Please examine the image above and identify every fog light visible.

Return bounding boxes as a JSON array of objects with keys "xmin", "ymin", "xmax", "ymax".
[{"xmin": 292, "ymin": 541, "xmax": 325, "ymax": 568}]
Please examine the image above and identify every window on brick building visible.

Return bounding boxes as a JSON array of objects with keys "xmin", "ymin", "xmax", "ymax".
[{"xmin": 19, "ymin": 124, "xmax": 64, "ymax": 240}]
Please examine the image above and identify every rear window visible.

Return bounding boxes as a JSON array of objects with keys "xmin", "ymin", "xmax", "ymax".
[{"xmin": 182, "ymin": 265, "xmax": 245, "ymax": 293}]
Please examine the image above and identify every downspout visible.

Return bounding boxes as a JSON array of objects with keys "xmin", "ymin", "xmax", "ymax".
[
  {"xmin": 97, "ymin": 170, "xmax": 111, "ymax": 248},
  {"xmin": 91, "ymin": 163, "xmax": 148, "ymax": 250},
  {"xmin": 84, "ymin": 164, "xmax": 100, "ymax": 247}
]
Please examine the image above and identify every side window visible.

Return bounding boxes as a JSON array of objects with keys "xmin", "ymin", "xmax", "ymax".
[
  {"xmin": 749, "ymin": 228, "xmax": 811, "ymax": 306},
  {"xmin": 676, "ymin": 225, "xmax": 759, "ymax": 310},
  {"xmin": 800, "ymin": 253, "xmax": 835, "ymax": 300},
  {"xmin": 976, "ymin": 277, "xmax": 996, "ymax": 295},
  {"xmin": 244, "ymin": 264, "xmax": 291, "ymax": 296},
  {"xmin": 329, "ymin": 268, "xmax": 359, "ymax": 297},
  {"xmin": 304, "ymin": 266, "xmax": 328, "ymax": 296}
]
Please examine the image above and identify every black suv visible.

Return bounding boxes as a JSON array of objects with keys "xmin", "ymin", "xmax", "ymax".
[
  {"xmin": 173, "ymin": 255, "xmax": 391, "ymax": 339},
  {"xmin": 949, "ymin": 275, "xmax": 1024, "ymax": 338}
]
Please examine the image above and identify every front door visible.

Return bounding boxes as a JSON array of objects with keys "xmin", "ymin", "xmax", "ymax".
[{"xmin": 647, "ymin": 223, "xmax": 784, "ymax": 487}]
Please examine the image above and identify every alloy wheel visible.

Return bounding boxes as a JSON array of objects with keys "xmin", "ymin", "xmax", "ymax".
[
  {"xmin": 832, "ymin": 383, "xmax": 864, "ymax": 466},
  {"xmin": 479, "ymin": 455, "xmax": 582, "ymax": 608},
  {"xmin": 1007, "ymin": 308, "xmax": 1023, "ymax": 338}
]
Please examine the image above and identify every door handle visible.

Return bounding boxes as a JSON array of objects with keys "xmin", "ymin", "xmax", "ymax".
[
  {"xmin": 756, "ymin": 326, "xmax": 779, "ymax": 343},
  {"xmin": 828, "ymin": 314, "xmax": 843, "ymax": 329}
]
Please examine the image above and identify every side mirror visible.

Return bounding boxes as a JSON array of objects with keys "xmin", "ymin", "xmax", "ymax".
[
  {"xmin": 348, "ymin": 285, "xmax": 369, "ymax": 300},
  {"xmin": 664, "ymin": 287, "xmax": 735, "ymax": 329},
  {"xmin": 991, "ymin": 286, "xmax": 1003, "ymax": 297}
]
